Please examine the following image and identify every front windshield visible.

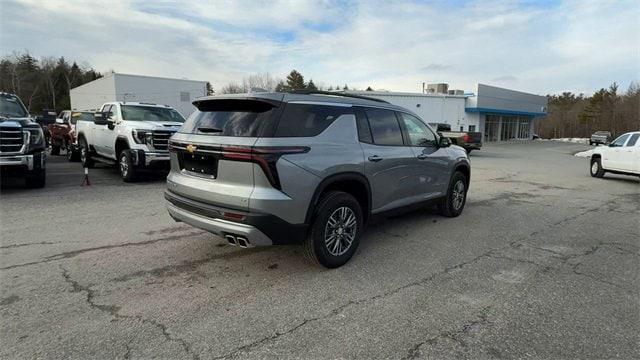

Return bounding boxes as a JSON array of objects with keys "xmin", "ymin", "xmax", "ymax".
[
  {"xmin": 121, "ymin": 105, "xmax": 185, "ymax": 123},
  {"xmin": 71, "ymin": 111, "xmax": 94, "ymax": 124},
  {"xmin": 0, "ymin": 94, "xmax": 28, "ymax": 118}
]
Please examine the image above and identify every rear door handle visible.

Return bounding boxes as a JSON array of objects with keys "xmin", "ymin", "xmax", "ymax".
[
  {"xmin": 417, "ymin": 154, "xmax": 428, "ymax": 160},
  {"xmin": 368, "ymin": 155, "xmax": 383, "ymax": 162}
]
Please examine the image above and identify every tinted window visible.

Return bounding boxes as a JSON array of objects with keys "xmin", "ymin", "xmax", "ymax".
[
  {"xmin": 180, "ymin": 100, "xmax": 279, "ymax": 137},
  {"xmin": 0, "ymin": 94, "xmax": 28, "ymax": 118},
  {"xmin": 625, "ymin": 133, "xmax": 639, "ymax": 147},
  {"xmin": 275, "ymin": 104, "xmax": 352, "ymax": 137},
  {"xmin": 354, "ymin": 107, "xmax": 372, "ymax": 143},
  {"xmin": 611, "ymin": 134, "xmax": 630, "ymax": 147},
  {"xmin": 400, "ymin": 113, "xmax": 437, "ymax": 146},
  {"xmin": 121, "ymin": 105, "xmax": 184, "ymax": 122},
  {"xmin": 365, "ymin": 108, "xmax": 404, "ymax": 146}
]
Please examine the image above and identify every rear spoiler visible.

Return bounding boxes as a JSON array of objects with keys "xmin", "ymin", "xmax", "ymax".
[{"xmin": 192, "ymin": 94, "xmax": 284, "ymax": 109}]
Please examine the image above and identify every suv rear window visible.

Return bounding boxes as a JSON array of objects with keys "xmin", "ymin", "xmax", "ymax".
[
  {"xmin": 180, "ymin": 100, "xmax": 280, "ymax": 137},
  {"xmin": 274, "ymin": 103, "xmax": 352, "ymax": 137}
]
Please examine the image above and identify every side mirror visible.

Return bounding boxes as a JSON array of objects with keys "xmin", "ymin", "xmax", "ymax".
[
  {"xmin": 439, "ymin": 136, "xmax": 451, "ymax": 148},
  {"xmin": 93, "ymin": 112, "xmax": 108, "ymax": 125}
]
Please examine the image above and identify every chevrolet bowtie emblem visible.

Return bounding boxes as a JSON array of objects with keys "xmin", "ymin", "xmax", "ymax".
[{"xmin": 186, "ymin": 144, "xmax": 197, "ymax": 153}]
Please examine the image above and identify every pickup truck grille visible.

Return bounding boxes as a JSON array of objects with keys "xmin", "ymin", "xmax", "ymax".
[
  {"xmin": 151, "ymin": 130, "xmax": 175, "ymax": 151},
  {"xmin": 0, "ymin": 126, "xmax": 24, "ymax": 153}
]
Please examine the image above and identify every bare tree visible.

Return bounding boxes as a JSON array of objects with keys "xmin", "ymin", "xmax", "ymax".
[
  {"xmin": 40, "ymin": 57, "xmax": 59, "ymax": 109},
  {"xmin": 219, "ymin": 82, "xmax": 244, "ymax": 94},
  {"xmin": 242, "ymin": 73, "xmax": 277, "ymax": 92}
]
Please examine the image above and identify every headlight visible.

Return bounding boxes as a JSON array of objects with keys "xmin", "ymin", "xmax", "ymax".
[
  {"xmin": 23, "ymin": 127, "xmax": 44, "ymax": 150},
  {"xmin": 132, "ymin": 129, "xmax": 153, "ymax": 145}
]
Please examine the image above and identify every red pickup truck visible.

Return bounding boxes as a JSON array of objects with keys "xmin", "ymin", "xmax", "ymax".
[
  {"xmin": 48, "ymin": 110, "xmax": 93, "ymax": 161},
  {"xmin": 429, "ymin": 123, "xmax": 483, "ymax": 153}
]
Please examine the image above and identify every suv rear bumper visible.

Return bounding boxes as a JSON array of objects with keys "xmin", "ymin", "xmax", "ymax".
[{"xmin": 164, "ymin": 190, "xmax": 307, "ymax": 246}]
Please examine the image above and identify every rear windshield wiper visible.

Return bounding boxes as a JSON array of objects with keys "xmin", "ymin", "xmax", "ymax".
[{"xmin": 197, "ymin": 126, "xmax": 223, "ymax": 133}]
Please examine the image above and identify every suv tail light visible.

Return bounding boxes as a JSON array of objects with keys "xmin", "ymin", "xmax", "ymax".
[
  {"xmin": 462, "ymin": 133, "xmax": 471, "ymax": 142},
  {"xmin": 220, "ymin": 145, "xmax": 310, "ymax": 190}
]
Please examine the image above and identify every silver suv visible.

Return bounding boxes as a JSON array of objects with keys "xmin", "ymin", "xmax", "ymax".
[{"xmin": 165, "ymin": 91, "xmax": 470, "ymax": 268}]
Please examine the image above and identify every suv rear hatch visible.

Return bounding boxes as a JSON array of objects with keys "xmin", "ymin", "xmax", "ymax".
[{"xmin": 168, "ymin": 95, "xmax": 289, "ymax": 211}]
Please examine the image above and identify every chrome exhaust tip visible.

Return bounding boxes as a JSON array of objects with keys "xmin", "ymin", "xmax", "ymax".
[
  {"xmin": 225, "ymin": 235, "xmax": 238, "ymax": 246},
  {"xmin": 236, "ymin": 236, "xmax": 249, "ymax": 248}
]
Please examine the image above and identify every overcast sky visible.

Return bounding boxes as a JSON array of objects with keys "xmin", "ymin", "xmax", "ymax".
[{"xmin": 1, "ymin": 0, "xmax": 638, "ymax": 95}]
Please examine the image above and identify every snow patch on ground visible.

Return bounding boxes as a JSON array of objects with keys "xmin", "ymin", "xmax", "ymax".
[
  {"xmin": 552, "ymin": 138, "xmax": 589, "ymax": 144},
  {"xmin": 574, "ymin": 149, "xmax": 595, "ymax": 157}
]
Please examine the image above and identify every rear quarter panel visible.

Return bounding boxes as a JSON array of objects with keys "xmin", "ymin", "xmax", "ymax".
[{"xmin": 253, "ymin": 114, "xmax": 364, "ymax": 224}]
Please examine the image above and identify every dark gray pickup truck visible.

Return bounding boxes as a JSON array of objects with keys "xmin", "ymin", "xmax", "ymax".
[{"xmin": 0, "ymin": 92, "xmax": 47, "ymax": 188}]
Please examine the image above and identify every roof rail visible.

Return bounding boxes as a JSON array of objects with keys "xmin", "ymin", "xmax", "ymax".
[{"xmin": 288, "ymin": 89, "xmax": 389, "ymax": 103}]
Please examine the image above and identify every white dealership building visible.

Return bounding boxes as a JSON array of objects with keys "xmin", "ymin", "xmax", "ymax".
[
  {"xmin": 347, "ymin": 83, "xmax": 547, "ymax": 142},
  {"xmin": 70, "ymin": 72, "xmax": 208, "ymax": 117}
]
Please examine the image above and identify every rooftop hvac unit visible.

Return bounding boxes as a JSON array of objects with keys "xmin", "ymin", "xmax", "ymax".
[
  {"xmin": 447, "ymin": 90, "xmax": 455, "ymax": 95},
  {"xmin": 427, "ymin": 83, "xmax": 449, "ymax": 94},
  {"xmin": 454, "ymin": 90, "xmax": 464, "ymax": 95}
]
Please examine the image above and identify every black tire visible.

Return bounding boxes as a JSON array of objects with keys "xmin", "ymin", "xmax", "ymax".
[
  {"xmin": 590, "ymin": 157, "xmax": 605, "ymax": 178},
  {"xmin": 303, "ymin": 191, "xmax": 363, "ymax": 268},
  {"xmin": 25, "ymin": 169, "xmax": 46, "ymax": 188},
  {"xmin": 589, "ymin": 141, "xmax": 593, "ymax": 146},
  {"xmin": 118, "ymin": 150, "xmax": 138, "ymax": 182},
  {"xmin": 68, "ymin": 147, "xmax": 80, "ymax": 162},
  {"xmin": 438, "ymin": 171, "xmax": 468, "ymax": 217},
  {"xmin": 79, "ymin": 137, "xmax": 94, "ymax": 168},
  {"xmin": 50, "ymin": 145, "xmax": 60, "ymax": 155}
]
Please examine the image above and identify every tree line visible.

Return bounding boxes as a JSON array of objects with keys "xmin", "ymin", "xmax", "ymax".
[
  {"xmin": 0, "ymin": 52, "xmax": 102, "ymax": 114},
  {"xmin": 539, "ymin": 82, "xmax": 639, "ymax": 138},
  {"xmin": 2, "ymin": 51, "xmax": 636, "ymax": 137}
]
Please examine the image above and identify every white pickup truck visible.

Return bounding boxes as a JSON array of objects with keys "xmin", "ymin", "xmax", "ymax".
[
  {"xmin": 590, "ymin": 131, "xmax": 640, "ymax": 178},
  {"xmin": 75, "ymin": 102, "xmax": 185, "ymax": 181}
]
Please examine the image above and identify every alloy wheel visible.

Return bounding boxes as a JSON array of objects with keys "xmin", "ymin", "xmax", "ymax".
[
  {"xmin": 452, "ymin": 180, "xmax": 465, "ymax": 211},
  {"xmin": 324, "ymin": 206, "xmax": 357, "ymax": 256},
  {"xmin": 120, "ymin": 154, "xmax": 129, "ymax": 177}
]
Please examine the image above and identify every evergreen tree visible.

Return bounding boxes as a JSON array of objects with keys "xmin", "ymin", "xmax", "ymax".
[
  {"xmin": 366, "ymin": 86, "xmax": 373, "ymax": 91},
  {"xmin": 0, "ymin": 51, "xmax": 102, "ymax": 112},
  {"xmin": 286, "ymin": 70, "xmax": 305, "ymax": 90},
  {"xmin": 306, "ymin": 79, "xmax": 317, "ymax": 90}
]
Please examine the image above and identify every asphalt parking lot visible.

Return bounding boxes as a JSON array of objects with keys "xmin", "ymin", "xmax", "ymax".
[{"xmin": 1, "ymin": 141, "xmax": 638, "ymax": 359}]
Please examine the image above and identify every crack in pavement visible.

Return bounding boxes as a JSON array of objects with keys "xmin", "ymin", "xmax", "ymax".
[
  {"xmin": 211, "ymin": 198, "xmax": 636, "ymax": 358},
  {"xmin": 60, "ymin": 266, "xmax": 200, "ymax": 360},
  {"xmin": 401, "ymin": 306, "xmax": 493, "ymax": 360},
  {"xmin": 112, "ymin": 246, "xmax": 272, "ymax": 283},
  {"xmin": 0, "ymin": 231, "xmax": 204, "ymax": 271},
  {"xmin": 212, "ymin": 251, "xmax": 495, "ymax": 359},
  {"xmin": 0, "ymin": 241, "xmax": 57, "ymax": 250}
]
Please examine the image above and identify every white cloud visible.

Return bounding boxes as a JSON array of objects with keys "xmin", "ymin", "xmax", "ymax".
[{"xmin": 1, "ymin": 0, "xmax": 638, "ymax": 95}]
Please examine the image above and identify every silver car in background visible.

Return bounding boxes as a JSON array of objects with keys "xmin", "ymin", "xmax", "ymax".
[{"xmin": 165, "ymin": 91, "xmax": 470, "ymax": 268}]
